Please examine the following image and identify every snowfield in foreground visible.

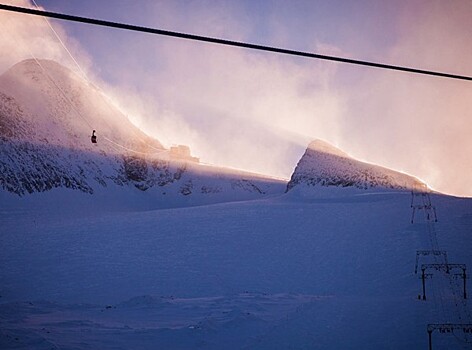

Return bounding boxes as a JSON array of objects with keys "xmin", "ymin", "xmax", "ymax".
[
  {"xmin": 1, "ymin": 189, "xmax": 471, "ymax": 349},
  {"xmin": 1, "ymin": 58, "xmax": 470, "ymax": 349}
]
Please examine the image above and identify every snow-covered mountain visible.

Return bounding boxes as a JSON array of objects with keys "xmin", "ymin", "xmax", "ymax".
[
  {"xmin": 0, "ymin": 60, "xmax": 434, "ymax": 206},
  {"xmin": 1, "ymin": 61, "xmax": 471, "ymax": 350},
  {"xmin": 287, "ymin": 139, "xmax": 425, "ymax": 193},
  {"xmin": 0, "ymin": 59, "xmax": 284, "ymax": 203}
]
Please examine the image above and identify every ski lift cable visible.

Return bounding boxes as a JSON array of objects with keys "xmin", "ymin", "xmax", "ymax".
[
  {"xmin": 431, "ymin": 226, "xmax": 471, "ymax": 325},
  {"xmin": 428, "ymin": 224, "xmax": 450, "ymax": 323},
  {"xmin": 30, "ymin": 54, "xmax": 165, "ymax": 155},
  {"xmin": 0, "ymin": 3, "xmax": 471, "ymax": 82},
  {"xmin": 30, "ymin": 0, "xmax": 88, "ymax": 81},
  {"xmin": 30, "ymin": 57, "xmax": 165, "ymax": 155},
  {"xmin": 1, "ymin": 19, "xmax": 162, "ymax": 156},
  {"xmin": 449, "ymin": 273, "xmax": 471, "ymax": 320},
  {"xmin": 427, "ymin": 221, "xmax": 471, "ymax": 327},
  {"xmin": 0, "ymin": 20, "xmax": 93, "ymax": 130},
  {"xmin": 434, "ymin": 219, "xmax": 471, "ymax": 328},
  {"xmin": 30, "ymin": 56, "xmax": 94, "ymax": 130},
  {"xmin": 453, "ymin": 332, "xmax": 472, "ymax": 346},
  {"xmin": 0, "ymin": 22, "xmax": 165, "ymax": 155},
  {"xmin": 420, "ymin": 219, "xmax": 448, "ymax": 322},
  {"xmin": 103, "ymin": 136, "xmax": 167, "ymax": 156},
  {"xmin": 448, "ymin": 273, "xmax": 472, "ymax": 324},
  {"xmin": 30, "ymin": 0, "xmax": 167, "ymax": 153}
]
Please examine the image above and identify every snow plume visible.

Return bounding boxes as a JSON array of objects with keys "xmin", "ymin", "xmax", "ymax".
[
  {"xmin": 336, "ymin": 1, "xmax": 472, "ymax": 197},
  {"xmin": 0, "ymin": 0, "xmax": 92, "ymax": 80},
  {"xmin": 1, "ymin": 0, "xmax": 471, "ymax": 196},
  {"xmin": 0, "ymin": 2, "xmax": 392, "ymax": 188},
  {"xmin": 98, "ymin": 2, "xmax": 346, "ymax": 180},
  {"xmin": 111, "ymin": 46, "xmax": 343, "ymax": 178},
  {"xmin": 96, "ymin": 1, "xmax": 472, "ymax": 196},
  {"xmin": 0, "ymin": 1, "xmax": 346, "ymax": 180}
]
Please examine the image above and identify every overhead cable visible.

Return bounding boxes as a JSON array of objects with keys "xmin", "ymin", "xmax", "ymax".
[{"xmin": 0, "ymin": 3, "xmax": 471, "ymax": 82}]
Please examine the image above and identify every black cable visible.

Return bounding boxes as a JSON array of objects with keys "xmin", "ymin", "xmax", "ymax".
[{"xmin": 1, "ymin": 3, "xmax": 471, "ymax": 82}]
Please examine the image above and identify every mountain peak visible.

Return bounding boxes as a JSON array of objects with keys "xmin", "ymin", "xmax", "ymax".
[
  {"xmin": 0, "ymin": 58, "xmax": 164, "ymax": 150},
  {"xmin": 307, "ymin": 139, "xmax": 349, "ymax": 158},
  {"xmin": 9, "ymin": 58, "xmax": 65, "ymax": 73},
  {"xmin": 287, "ymin": 140, "xmax": 425, "ymax": 193},
  {"xmin": 4, "ymin": 59, "xmax": 82, "ymax": 89}
]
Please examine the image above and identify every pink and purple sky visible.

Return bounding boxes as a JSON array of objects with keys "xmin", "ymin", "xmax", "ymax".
[{"xmin": 1, "ymin": 0, "xmax": 471, "ymax": 196}]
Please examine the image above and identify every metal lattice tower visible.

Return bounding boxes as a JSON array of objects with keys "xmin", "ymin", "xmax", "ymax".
[
  {"xmin": 419, "ymin": 264, "xmax": 467, "ymax": 301},
  {"xmin": 408, "ymin": 186, "xmax": 471, "ymax": 348},
  {"xmin": 415, "ymin": 250, "xmax": 448, "ymax": 274},
  {"xmin": 427, "ymin": 324, "xmax": 472, "ymax": 350},
  {"xmin": 411, "ymin": 191, "xmax": 438, "ymax": 223}
]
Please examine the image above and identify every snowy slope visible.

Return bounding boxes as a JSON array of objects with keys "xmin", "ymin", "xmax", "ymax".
[
  {"xmin": 1, "ymin": 190, "xmax": 471, "ymax": 349},
  {"xmin": 0, "ymin": 59, "xmax": 285, "ymax": 203},
  {"xmin": 287, "ymin": 139, "xmax": 425, "ymax": 194},
  {"xmin": 1, "ymin": 59, "xmax": 471, "ymax": 349},
  {"xmin": 0, "ymin": 59, "xmax": 164, "ymax": 151}
]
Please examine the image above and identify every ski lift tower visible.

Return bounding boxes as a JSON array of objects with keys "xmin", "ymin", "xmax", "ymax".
[{"xmin": 411, "ymin": 186, "xmax": 438, "ymax": 223}]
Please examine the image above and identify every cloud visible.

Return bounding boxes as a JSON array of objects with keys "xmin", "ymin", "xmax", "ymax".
[
  {"xmin": 97, "ymin": 1, "xmax": 346, "ymax": 179},
  {"xmin": 336, "ymin": 1, "xmax": 472, "ymax": 196},
  {"xmin": 1, "ymin": 0, "xmax": 470, "ymax": 196},
  {"xmin": 0, "ymin": 0, "xmax": 93, "ymax": 79}
]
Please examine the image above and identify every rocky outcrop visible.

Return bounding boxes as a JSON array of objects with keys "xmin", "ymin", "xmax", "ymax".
[{"xmin": 287, "ymin": 140, "xmax": 425, "ymax": 192}]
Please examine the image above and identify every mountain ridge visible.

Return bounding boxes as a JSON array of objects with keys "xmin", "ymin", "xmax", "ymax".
[
  {"xmin": 1, "ymin": 59, "xmax": 430, "ymax": 204},
  {"xmin": 0, "ymin": 59, "xmax": 284, "ymax": 202}
]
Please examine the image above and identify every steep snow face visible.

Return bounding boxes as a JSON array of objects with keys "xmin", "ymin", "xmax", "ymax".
[
  {"xmin": 0, "ymin": 59, "xmax": 285, "ymax": 201},
  {"xmin": 287, "ymin": 139, "xmax": 425, "ymax": 193},
  {"xmin": 0, "ymin": 59, "xmax": 163, "ymax": 151}
]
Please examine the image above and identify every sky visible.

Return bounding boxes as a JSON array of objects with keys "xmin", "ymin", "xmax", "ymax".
[{"xmin": 0, "ymin": 0, "xmax": 471, "ymax": 197}]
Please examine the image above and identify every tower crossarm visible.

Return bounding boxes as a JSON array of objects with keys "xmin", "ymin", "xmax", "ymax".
[
  {"xmin": 427, "ymin": 324, "xmax": 472, "ymax": 349},
  {"xmin": 415, "ymin": 251, "xmax": 448, "ymax": 274},
  {"xmin": 421, "ymin": 263, "xmax": 466, "ymax": 272},
  {"xmin": 427, "ymin": 323, "xmax": 472, "ymax": 333}
]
